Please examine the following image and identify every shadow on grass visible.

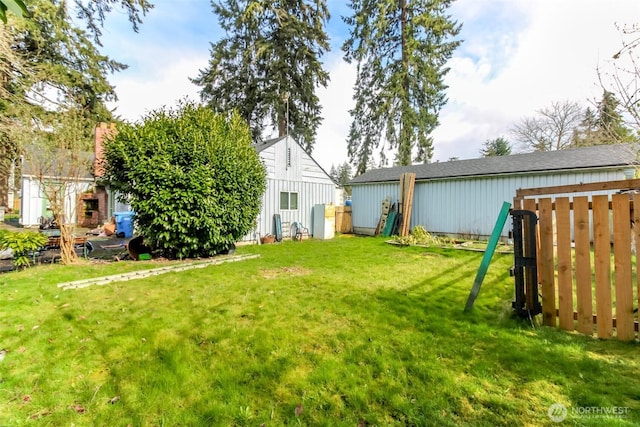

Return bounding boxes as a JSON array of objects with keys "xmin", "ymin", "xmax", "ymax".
[{"xmin": 365, "ymin": 264, "xmax": 640, "ymax": 426}]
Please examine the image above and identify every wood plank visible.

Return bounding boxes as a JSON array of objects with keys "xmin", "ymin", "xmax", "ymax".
[
  {"xmin": 334, "ymin": 206, "xmax": 352, "ymax": 234},
  {"xmin": 516, "ymin": 178, "xmax": 640, "ymax": 198},
  {"xmin": 593, "ymin": 195, "xmax": 613, "ymax": 339},
  {"xmin": 464, "ymin": 201, "xmax": 512, "ymax": 312},
  {"xmin": 612, "ymin": 194, "xmax": 635, "ymax": 340},
  {"xmin": 538, "ymin": 197, "xmax": 556, "ymax": 327},
  {"xmin": 634, "ymin": 193, "xmax": 640, "ymax": 331},
  {"xmin": 555, "ymin": 310, "xmax": 639, "ymax": 332},
  {"xmin": 400, "ymin": 173, "xmax": 405, "ymax": 235},
  {"xmin": 513, "ymin": 197, "xmax": 523, "ymax": 210},
  {"xmin": 402, "ymin": 173, "xmax": 415, "ymax": 236},
  {"xmin": 399, "ymin": 174, "xmax": 406, "ymax": 215},
  {"xmin": 573, "ymin": 196, "xmax": 593, "ymax": 335},
  {"xmin": 556, "ymin": 197, "xmax": 573, "ymax": 331}
]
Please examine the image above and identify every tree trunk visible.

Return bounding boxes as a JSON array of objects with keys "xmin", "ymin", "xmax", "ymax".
[
  {"xmin": 278, "ymin": 112, "xmax": 286, "ymax": 137},
  {"xmin": 59, "ymin": 223, "xmax": 78, "ymax": 265},
  {"xmin": 398, "ymin": 0, "xmax": 411, "ymax": 166},
  {"xmin": 48, "ymin": 191, "xmax": 79, "ymax": 265}
]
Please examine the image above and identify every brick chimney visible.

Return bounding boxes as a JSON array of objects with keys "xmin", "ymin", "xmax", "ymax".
[{"xmin": 94, "ymin": 122, "xmax": 116, "ymax": 178}]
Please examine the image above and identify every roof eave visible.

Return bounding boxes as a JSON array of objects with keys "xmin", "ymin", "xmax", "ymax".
[{"xmin": 351, "ymin": 164, "xmax": 629, "ymax": 185}]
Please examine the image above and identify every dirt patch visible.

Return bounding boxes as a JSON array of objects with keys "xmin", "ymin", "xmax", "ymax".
[{"xmin": 259, "ymin": 266, "xmax": 311, "ymax": 279}]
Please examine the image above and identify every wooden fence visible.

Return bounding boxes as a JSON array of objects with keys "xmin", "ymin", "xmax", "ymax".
[
  {"xmin": 514, "ymin": 179, "xmax": 640, "ymax": 341},
  {"xmin": 335, "ymin": 206, "xmax": 352, "ymax": 234}
]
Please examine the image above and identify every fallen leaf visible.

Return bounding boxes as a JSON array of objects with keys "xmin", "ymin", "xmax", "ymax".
[
  {"xmin": 295, "ymin": 403, "xmax": 303, "ymax": 417},
  {"xmin": 109, "ymin": 396, "xmax": 120, "ymax": 404},
  {"xmin": 32, "ymin": 325, "xmax": 39, "ymax": 330},
  {"xmin": 17, "ymin": 325, "xmax": 24, "ymax": 332},
  {"xmin": 18, "ymin": 346, "xmax": 26, "ymax": 353},
  {"xmin": 22, "ymin": 395, "xmax": 31, "ymax": 402},
  {"xmin": 61, "ymin": 303, "xmax": 70, "ymax": 308},
  {"xmin": 71, "ymin": 404, "xmax": 85, "ymax": 413},
  {"xmin": 48, "ymin": 338, "xmax": 54, "ymax": 343},
  {"xmin": 79, "ymin": 315, "xmax": 87, "ymax": 320}
]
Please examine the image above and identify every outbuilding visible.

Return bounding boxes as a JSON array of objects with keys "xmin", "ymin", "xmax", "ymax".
[
  {"xmin": 251, "ymin": 136, "xmax": 337, "ymax": 240},
  {"xmin": 350, "ymin": 144, "xmax": 638, "ymax": 238}
]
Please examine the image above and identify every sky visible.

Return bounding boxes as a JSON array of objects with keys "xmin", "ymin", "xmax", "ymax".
[{"xmin": 98, "ymin": 0, "xmax": 640, "ymax": 172}]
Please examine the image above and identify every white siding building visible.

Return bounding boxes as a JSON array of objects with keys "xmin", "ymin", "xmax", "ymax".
[
  {"xmin": 350, "ymin": 145, "xmax": 637, "ymax": 238},
  {"xmin": 18, "ymin": 150, "xmax": 96, "ymax": 227},
  {"xmin": 20, "ymin": 174, "xmax": 94, "ymax": 227},
  {"xmin": 252, "ymin": 136, "xmax": 336, "ymax": 239}
]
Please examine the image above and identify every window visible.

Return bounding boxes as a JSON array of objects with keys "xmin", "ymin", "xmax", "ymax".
[{"xmin": 280, "ymin": 191, "xmax": 298, "ymax": 210}]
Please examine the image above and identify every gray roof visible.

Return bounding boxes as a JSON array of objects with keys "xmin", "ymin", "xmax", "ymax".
[
  {"xmin": 253, "ymin": 136, "xmax": 285, "ymax": 153},
  {"xmin": 351, "ymin": 144, "xmax": 637, "ymax": 184},
  {"xmin": 21, "ymin": 146, "xmax": 94, "ymax": 180}
]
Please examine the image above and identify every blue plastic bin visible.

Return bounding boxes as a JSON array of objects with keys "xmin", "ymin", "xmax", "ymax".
[{"xmin": 114, "ymin": 211, "xmax": 135, "ymax": 238}]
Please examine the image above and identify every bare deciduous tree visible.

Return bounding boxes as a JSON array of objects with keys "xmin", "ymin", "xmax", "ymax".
[
  {"xmin": 17, "ymin": 111, "xmax": 93, "ymax": 264},
  {"xmin": 597, "ymin": 23, "xmax": 640, "ymax": 133},
  {"xmin": 511, "ymin": 100, "xmax": 583, "ymax": 151}
]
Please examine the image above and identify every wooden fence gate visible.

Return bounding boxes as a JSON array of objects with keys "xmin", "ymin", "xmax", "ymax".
[{"xmin": 514, "ymin": 179, "xmax": 640, "ymax": 341}]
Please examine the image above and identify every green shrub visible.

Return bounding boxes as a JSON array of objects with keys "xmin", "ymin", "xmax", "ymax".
[
  {"xmin": 103, "ymin": 102, "xmax": 267, "ymax": 259},
  {"xmin": 0, "ymin": 229, "xmax": 48, "ymax": 268}
]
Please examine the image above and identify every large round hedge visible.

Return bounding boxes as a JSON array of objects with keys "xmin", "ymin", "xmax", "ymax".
[{"xmin": 103, "ymin": 103, "xmax": 266, "ymax": 258}]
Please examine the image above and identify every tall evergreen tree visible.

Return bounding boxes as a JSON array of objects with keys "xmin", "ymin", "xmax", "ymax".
[
  {"xmin": 0, "ymin": 0, "xmax": 149, "ymax": 258},
  {"xmin": 572, "ymin": 107, "xmax": 598, "ymax": 147},
  {"xmin": 599, "ymin": 23, "xmax": 640, "ymax": 132},
  {"xmin": 572, "ymin": 92, "xmax": 635, "ymax": 147},
  {"xmin": 336, "ymin": 161, "xmax": 353, "ymax": 195},
  {"xmin": 193, "ymin": 0, "xmax": 330, "ymax": 152},
  {"xmin": 343, "ymin": 0, "xmax": 461, "ymax": 174},
  {"xmin": 595, "ymin": 90, "xmax": 635, "ymax": 143},
  {"xmin": 480, "ymin": 137, "xmax": 512, "ymax": 157}
]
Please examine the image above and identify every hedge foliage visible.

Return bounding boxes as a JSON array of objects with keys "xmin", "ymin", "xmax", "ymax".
[
  {"xmin": 102, "ymin": 103, "xmax": 266, "ymax": 258},
  {"xmin": 0, "ymin": 229, "xmax": 48, "ymax": 268}
]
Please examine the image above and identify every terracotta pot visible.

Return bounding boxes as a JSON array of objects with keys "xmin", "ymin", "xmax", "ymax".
[{"xmin": 261, "ymin": 235, "xmax": 275, "ymax": 244}]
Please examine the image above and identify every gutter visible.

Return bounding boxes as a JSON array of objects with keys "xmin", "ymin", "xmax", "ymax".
[{"xmin": 350, "ymin": 165, "xmax": 629, "ymax": 186}]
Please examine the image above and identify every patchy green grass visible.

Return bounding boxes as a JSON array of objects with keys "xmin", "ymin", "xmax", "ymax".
[{"xmin": 0, "ymin": 236, "xmax": 638, "ymax": 426}]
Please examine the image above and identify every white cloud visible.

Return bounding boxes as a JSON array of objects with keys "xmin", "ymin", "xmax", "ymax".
[
  {"xmin": 107, "ymin": 53, "xmax": 207, "ymax": 121},
  {"xmin": 313, "ymin": 54, "xmax": 357, "ymax": 171},
  {"xmin": 101, "ymin": 0, "xmax": 640, "ymax": 169},
  {"xmin": 433, "ymin": 0, "xmax": 640, "ymax": 161}
]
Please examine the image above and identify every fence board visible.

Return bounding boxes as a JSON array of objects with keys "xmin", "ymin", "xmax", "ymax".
[
  {"xmin": 538, "ymin": 197, "xmax": 556, "ymax": 327},
  {"xmin": 634, "ymin": 193, "xmax": 640, "ymax": 329},
  {"xmin": 573, "ymin": 196, "xmax": 593, "ymax": 335},
  {"xmin": 516, "ymin": 178, "xmax": 640, "ymax": 197},
  {"xmin": 612, "ymin": 194, "xmax": 634, "ymax": 341},
  {"xmin": 556, "ymin": 197, "xmax": 573, "ymax": 331},
  {"xmin": 593, "ymin": 195, "xmax": 613, "ymax": 339},
  {"xmin": 335, "ymin": 206, "xmax": 352, "ymax": 234},
  {"xmin": 513, "ymin": 197, "xmax": 522, "ymax": 210}
]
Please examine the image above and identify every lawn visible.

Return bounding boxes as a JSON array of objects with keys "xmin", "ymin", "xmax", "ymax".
[{"xmin": 0, "ymin": 236, "xmax": 638, "ymax": 426}]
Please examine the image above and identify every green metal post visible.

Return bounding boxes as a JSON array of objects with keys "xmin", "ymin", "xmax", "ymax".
[{"xmin": 464, "ymin": 201, "xmax": 511, "ymax": 312}]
